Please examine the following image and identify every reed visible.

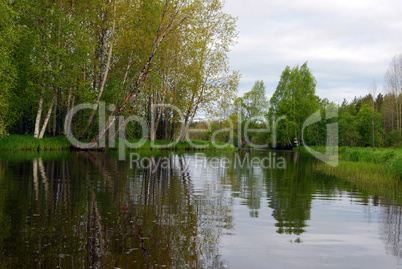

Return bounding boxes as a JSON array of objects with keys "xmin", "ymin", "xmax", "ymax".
[
  {"xmin": 296, "ymin": 146, "xmax": 402, "ymax": 179},
  {"xmin": 296, "ymin": 145, "xmax": 402, "ymax": 199},
  {"xmin": 316, "ymin": 161, "xmax": 402, "ymax": 199}
]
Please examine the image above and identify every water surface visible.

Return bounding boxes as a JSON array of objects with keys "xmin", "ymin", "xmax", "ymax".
[{"xmin": 0, "ymin": 150, "xmax": 401, "ymax": 268}]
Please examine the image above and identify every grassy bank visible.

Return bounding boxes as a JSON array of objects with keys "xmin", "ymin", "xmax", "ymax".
[
  {"xmin": 295, "ymin": 146, "xmax": 402, "ymax": 198},
  {"xmin": 0, "ymin": 135, "xmax": 71, "ymax": 151},
  {"xmin": 0, "ymin": 135, "xmax": 237, "ymax": 152},
  {"xmin": 315, "ymin": 161, "xmax": 402, "ymax": 198}
]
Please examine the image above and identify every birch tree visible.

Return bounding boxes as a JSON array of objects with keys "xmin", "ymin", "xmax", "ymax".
[
  {"xmin": 176, "ymin": 0, "xmax": 239, "ymax": 142},
  {"xmin": 83, "ymin": 0, "xmax": 117, "ymax": 133},
  {"xmin": 85, "ymin": 0, "xmax": 203, "ymax": 147},
  {"xmin": 384, "ymin": 54, "xmax": 402, "ymax": 143},
  {"xmin": 240, "ymin": 80, "xmax": 269, "ymax": 120}
]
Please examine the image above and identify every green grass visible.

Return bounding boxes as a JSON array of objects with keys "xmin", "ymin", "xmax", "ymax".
[
  {"xmin": 339, "ymin": 147, "xmax": 402, "ymax": 179},
  {"xmin": 295, "ymin": 146, "xmax": 402, "ymax": 179},
  {"xmin": 315, "ymin": 161, "xmax": 402, "ymax": 199},
  {"xmin": 0, "ymin": 135, "xmax": 71, "ymax": 151},
  {"xmin": 295, "ymin": 145, "xmax": 402, "ymax": 199},
  {"xmin": 0, "ymin": 135, "xmax": 237, "ymax": 152}
]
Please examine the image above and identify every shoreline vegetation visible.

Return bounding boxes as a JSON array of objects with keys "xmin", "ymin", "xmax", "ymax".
[
  {"xmin": 295, "ymin": 146, "xmax": 402, "ymax": 199},
  {"xmin": 0, "ymin": 135, "xmax": 237, "ymax": 152},
  {"xmin": 1, "ymin": 135, "xmax": 401, "ymax": 197}
]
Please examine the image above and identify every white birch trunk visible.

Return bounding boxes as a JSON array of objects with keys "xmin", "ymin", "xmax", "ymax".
[
  {"xmin": 84, "ymin": 2, "xmax": 116, "ymax": 132},
  {"xmin": 178, "ymin": 116, "xmax": 190, "ymax": 142},
  {"xmin": 34, "ymin": 91, "xmax": 44, "ymax": 139},
  {"xmin": 38, "ymin": 94, "xmax": 57, "ymax": 139},
  {"xmin": 53, "ymin": 93, "xmax": 58, "ymax": 136}
]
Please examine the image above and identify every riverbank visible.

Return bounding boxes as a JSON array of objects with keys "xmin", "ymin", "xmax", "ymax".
[
  {"xmin": 295, "ymin": 146, "xmax": 402, "ymax": 198},
  {"xmin": 0, "ymin": 135, "xmax": 71, "ymax": 151},
  {"xmin": 0, "ymin": 135, "xmax": 237, "ymax": 152}
]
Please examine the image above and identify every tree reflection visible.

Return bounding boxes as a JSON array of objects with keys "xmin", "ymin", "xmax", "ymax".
[
  {"xmin": 3, "ymin": 150, "xmax": 402, "ymax": 267},
  {"xmin": 221, "ymin": 150, "xmax": 314, "ymax": 237},
  {"xmin": 0, "ymin": 161, "xmax": 9, "ymax": 260},
  {"xmin": 0, "ymin": 152, "xmax": 233, "ymax": 268},
  {"xmin": 379, "ymin": 202, "xmax": 402, "ymax": 261},
  {"xmin": 264, "ymin": 151, "xmax": 314, "ymax": 237},
  {"xmin": 225, "ymin": 150, "xmax": 264, "ymax": 218},
  {"xmin": 220, "ymin": 150, "xmax": 314, "ymax": 236}
]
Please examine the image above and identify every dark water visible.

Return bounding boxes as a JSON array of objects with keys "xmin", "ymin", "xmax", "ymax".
[{"xmin": 0, "ymin": 150, "xmax": 401, "ymax": 268}]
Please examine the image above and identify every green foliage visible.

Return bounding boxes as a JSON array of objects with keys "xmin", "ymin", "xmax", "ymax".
[
  {"xmin": 269, "ymin": 62, "xmax": 320, "ymax": 147},
  {"xmin": 240, "ymin": 80, "xmax": 269, "ymax": 119},
  {"xmin": 266, "ymin": 56, "xmax": 400, "ymax": 150},
  {"xmin": 1, "ymin": 0, "xmax": 239, "ymax": 143},
  {"xmin": 385, "ymin": 130, "xmax": 399, "ymax": 147},
  {"xmin": 236, "ymin": 80, "xmax": 270, "ymax": 146},
  {"xmin": 1, "ymin": 0, "xmax": 400, "ymax": 152},
  {"xmin": 339, "ymin": 104, "xmax": 360, "ymax": 147},
  {"xmin": 0, "ymin": 0, "xmax": 20, "ymax": 134},
  {"xmin": 357, "ymin": 104, "xmax": 383, "ymax": 147}
]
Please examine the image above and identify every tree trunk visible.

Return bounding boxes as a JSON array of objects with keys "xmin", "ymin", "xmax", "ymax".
[
  {"xmin": 122, "ymin": 50, "xmax": 134, "ymax": 86},
  {"xmin": 170, "ymin": 111, "xmax": 175, "ymax": 141},
  {"xmin": 87, "ymin": 3, "xmax": 182, "ymax": 148},
  {"xmin": 150, "ymin": 69, "xmax": 169, "ymax": 142},
  {"xmin": 399, "ymin": 94, "xmax": 402, "ymax": 142},
  {"xmin": 178, "ymin": 114, "xmax": 190, "ymax": 142},
  {"xmin": 67, "ymin": 87, "xmax": 72, "ymax": 115},
  {"xmin": 178, "ymin": 88, "xmax": 204, "ymax": 142},
  {"xmin": 83, "ymin": 1, "xmax": 116, "ymax": 134},
  {"xmin": 53, "ymin": 92, "xmax": 58, "ymax": 136},
  {"xmin": 38, "ymin": 94, "xmax": 57, "ymax": 139},
  {"xmin": 66, "ymin": 92, "xmax": 76, "ymax": 135},
  {"xmin": 164, "ymin": 108, "xmax": 169, "ymax": 140},
  {"xmin": 81, "ymin": 1, "xmax": 193, "ymax": 148},
  {"xmin": 34, "ymin": 87, "xmax": 45, "ymax": 139}
]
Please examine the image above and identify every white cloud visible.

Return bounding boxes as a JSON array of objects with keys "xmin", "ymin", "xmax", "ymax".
[{"xmin": 223, "ymin": 0, "xmax": 402, "ymax": 101}]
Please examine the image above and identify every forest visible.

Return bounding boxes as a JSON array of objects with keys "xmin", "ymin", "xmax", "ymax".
[
  {"xmin": 0, "ymin": 0, "xmax": 401, "ymax": 149},
  {"xmin": 0, "ymin": 0, "xmax": 240, "ymax": 144},
  {"xmin": 195, "ymin": 59, "xmax": 402, "ymax": 149}
]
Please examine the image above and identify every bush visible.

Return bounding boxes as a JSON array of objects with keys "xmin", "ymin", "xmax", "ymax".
[
  {"xmin": 0, "ymin": 119, "xmax": 7, "ymax": 137},
  {"xmin": 385, "ymin": 130, "xmax": 399, "ymax": 147}
]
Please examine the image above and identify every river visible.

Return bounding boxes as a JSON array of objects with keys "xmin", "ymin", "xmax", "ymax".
[{"xmin": 0, "ymin": 149, "xmax": 401, "ymax": 268}]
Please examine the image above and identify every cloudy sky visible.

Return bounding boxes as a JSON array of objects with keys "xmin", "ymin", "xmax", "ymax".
[{"xmin": 222, "ymin": 0, "xmax": 402, "ymax": 103}]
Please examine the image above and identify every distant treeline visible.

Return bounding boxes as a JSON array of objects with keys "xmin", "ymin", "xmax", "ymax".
[{"xmin": 191, "ymin": 59, "xmax": 402, "ymax": 149}]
